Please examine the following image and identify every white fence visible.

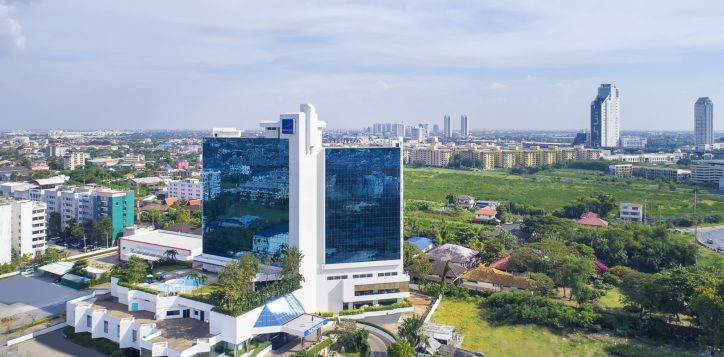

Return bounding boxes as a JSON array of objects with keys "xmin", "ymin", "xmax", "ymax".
[
  {"xmin": 5, "ymin": 322, "xmax": 67, "ymax": 347},
  {"xmin": 423, "ymin": 295, "xmax": 443, "ymax": 323}
]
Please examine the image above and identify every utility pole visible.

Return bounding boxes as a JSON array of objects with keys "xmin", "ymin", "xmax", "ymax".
[
  {"xmin": 694, "ymin": 190, "xmax": 698, "ymax": 240},
  {"xmin": 83, "ymin": 233, "xmax": 87, "ymax": 253}
]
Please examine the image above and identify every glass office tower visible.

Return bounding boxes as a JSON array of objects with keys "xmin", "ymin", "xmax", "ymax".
[
  {"xmin": 202, "ymin": 137, "xmax": 290, "ymax": 260},
  {"xmin": 324, "ymin": 147, "xmax": 401, "ymax": 264}
]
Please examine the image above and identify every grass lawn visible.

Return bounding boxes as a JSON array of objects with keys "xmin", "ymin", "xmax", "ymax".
[
  {"xmin": 405, "ymin": 167, "xmax": 724, "ymax": 219},
  {"xmin": 597, "ymin": 288, "xmax": 624, "ymax": 310},
  {"xmin": 431, "ymin": 298, "xmax": 698, "ymax": 357}
]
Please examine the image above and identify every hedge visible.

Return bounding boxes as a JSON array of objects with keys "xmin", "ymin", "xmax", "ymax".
[
  {"xmin": 117, "ymin": 280, "xmax": 160, "ymax": 296},
  {"xmin": 339, "ymin": 298, "xmax": 412, "ymax": 316},
  {"xmin": 62, "ymin": 326, "xmax": 139, "ymax": 356},
  {"xmin": 307, "ymin": 338, "xmax": 332, "ymax": 355},
  {"xmin": 352, "ymin": 319, "xmax": 398, "ymax": 341}
]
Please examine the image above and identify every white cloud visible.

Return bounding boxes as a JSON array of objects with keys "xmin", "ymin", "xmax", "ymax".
[
  {"xmin": 487, "ymin": 82, "xmax": 508, "ymax": 89},
  {"xmin": 0, "ymin": 1, "xmax": 25, "ymax": 55}
]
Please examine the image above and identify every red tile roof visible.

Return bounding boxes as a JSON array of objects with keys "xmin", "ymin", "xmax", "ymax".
[
  {"xmin": 489, "ymin": 255, "xmax": 511, "ymax": 271},
  {"xmin": 576, "ymin": 214, "xmax": 609, "ymax": 227},
  {"xmin": 164, "ymin": 197, "xmax": 178, "ymax": 206},
  {"xmin": 475, "ymin": 208, "xmax": 497, "ymax": 216}
]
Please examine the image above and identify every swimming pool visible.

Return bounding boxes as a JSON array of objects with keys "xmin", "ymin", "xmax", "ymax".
[{"xmin": 153, "ymin": 275, "xmax": 203, "ymax": 293}]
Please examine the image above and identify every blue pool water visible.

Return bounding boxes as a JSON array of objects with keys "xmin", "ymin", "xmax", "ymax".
[{"xmin": 153, "ymin": 275, "xmax": 203, "ymax": 293}]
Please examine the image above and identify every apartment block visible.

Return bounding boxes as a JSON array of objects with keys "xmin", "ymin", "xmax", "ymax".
[
  {"xmin": 63, "ymin": 151, "xmax": 88, "ymax": 170},
  {"xmin": 692, "ymin": 160, "xmax": 724, "ymax": 184},
  {"xmin": 168, "ymin": 179, "xmax": 202, "ymax": 200},
  {"xmin": 635, "ymin": 166, "xmax": 691, "ymax": 182},
  {"xmin": 609, "ymin": 164, "xmax": 633, "ymax": 178},
  {"xmin": 0, "ymin": 198, "xmax": 47, "ymax": 259}
]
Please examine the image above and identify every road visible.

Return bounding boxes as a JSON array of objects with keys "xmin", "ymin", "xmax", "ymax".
[
  {"xmin": 6, "ymin": 329, "xmax": 104, "ymax": 357},
  {"xmin": 684, "ymin": 225, "xmax": 724, "ymax": 254},
  {"xmin": 368, "ymin": 331, "xmax": 389, "ymax": 357}
]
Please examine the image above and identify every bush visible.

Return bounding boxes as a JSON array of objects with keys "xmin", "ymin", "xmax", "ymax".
[
  {"xmin": 602, "ymin": 272, "xmax": 621, "ymax": 286},
  {"xmin": 63, "ymin": 326, "xmax": 139, "ymax": 356},
  {"xmin": 484, "ymin": 292, "xmax": 600, "ymax": 330},
  {"xmin": 608, "ymin": 266, "xmax": 636, "ymax": 278}
]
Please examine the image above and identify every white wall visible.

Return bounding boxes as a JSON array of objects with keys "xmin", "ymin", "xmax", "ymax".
[{"xmin": 0, "ymin": 203, "xmax": 12, "ymax": 264}]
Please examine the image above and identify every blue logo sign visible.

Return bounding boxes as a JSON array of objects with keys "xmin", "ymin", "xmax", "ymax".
[{"xmin": 282, "ymin": 119, "xmax": 294, "ymax": 134}]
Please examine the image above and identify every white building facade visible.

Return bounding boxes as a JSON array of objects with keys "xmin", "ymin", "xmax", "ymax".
[
  {"xmin": 6, "ymin": 199, "xmax": 47, "ymax": 258},
  {"xmin": 694, "ymin": 97, "xmax": 714, "ymax": 151},
  {"xmin": 619, "ymin": 203, "xmax": 644, "ymax": 222},
  {"xmin": 590, "ymin": 84, "xmax": 620, "ymax": 148},
  {"xmin": 168, "ymin": 179, "xmax": 202, "ymax": 200}
]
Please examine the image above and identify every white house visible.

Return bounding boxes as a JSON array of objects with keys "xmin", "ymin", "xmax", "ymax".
[{"xmin": 118, "ymin": 230, "xmax": 202, "ymax": 262}]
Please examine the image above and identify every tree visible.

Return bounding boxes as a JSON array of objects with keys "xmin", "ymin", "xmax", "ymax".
[
  {"xmin": 398, "ymin": 315, "xmax": 425, "ymax": 345},
  {"xmin": 653, "ymin": 266, "xmax": 706, "ymax": 321},
  {"xmin": 480, "ymin": 239, "xmax": 506, "ymax": 264},
  {"xmin": 93, "ymin": 216, "xmax": 115, "ymax": 247},
  {"xmin": 42, "ymin": 248, "xmax": 64, "ymax": 264},
  {"xmin": 410, "ymin": 253, "xmax": 432, "ymax": 280},
  {"xmin": 387, "ymin": 340, "xmax": 415, "ymax": 357},
  {"xmin": 48, "ymin": 212, "xmax": 62, "ymax": 238},
  {"xmin": 213, "ymin": 254, "xmax": 260, "ymax": 312},
  {"xmin": 561, "ymin": 256, "xmax": 595, "ymax": 301},
  {"xmin": 187, "ymin": 271, "xmax": 207, "ymax": 294},
  {"xmin": 163, "ymin": 249, "xmax": 179, "ymax": 262},
  {"xmin": 690, "ymin": 276, "xmax": 724, "ymax": 349},
  {"xmin": 529, "ymin": 272, "xmax": 555, "ymax": 297},
  {"xmin": 403, "ymin": 242, "xmax": 422, "ymax": 267},
  {"xmin": 620, "ymin": 271, "xmax": 658, "ymax": 319},
  {"xmin": 119, "ymin": 256, "xmax": 150, "ymax": 284},
  {"xmin": 280, "ymin": 246, "xmax": 303, "ymax": 281},
  {"xmin": 72, "ymin": 259, "xmax": 88, "ymax": 275}
]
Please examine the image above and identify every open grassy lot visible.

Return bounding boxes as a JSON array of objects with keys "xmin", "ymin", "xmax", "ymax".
[
  {"xmin": 405, "ymin": 168, "xmax": 724, "ymax": 219},
  {"xmin": 431, "ymin": 298, "xmax": 699, "ymax": 357}
]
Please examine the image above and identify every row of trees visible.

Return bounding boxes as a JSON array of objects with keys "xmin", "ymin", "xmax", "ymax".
[
  {"xmin": 48, "ymin": 213, "xmax": 116, "ymax": 248},
  {"xmin": 210, "ymin": 247, "xmax": 304, "ymax": 316}
]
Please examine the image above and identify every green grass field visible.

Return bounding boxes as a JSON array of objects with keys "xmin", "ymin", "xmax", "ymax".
[
  {"xmin": 432, "ymin": 298, "xmax": 699, "ymax": 357},
  {"xmin": 405, "ymin": 168, "xmax": 724, "ymax": 219}
]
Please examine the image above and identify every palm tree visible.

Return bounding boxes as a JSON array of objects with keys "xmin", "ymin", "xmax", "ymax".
[
  {"xmin": 187, "ymin": 271, "xmax": 207, "ymax": 294},
  {"xmin": 163, "ymin": 249, "xmax": 178, "ymax": 262}
]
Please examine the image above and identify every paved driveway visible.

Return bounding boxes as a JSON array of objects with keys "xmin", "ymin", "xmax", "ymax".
[
  {"xmin": 0, "ymin": 275, "xmax": 86, "ymax": 320},
  {"xmin": 7, "ymin": 329, "xmax": 104, "ymax": 357}
]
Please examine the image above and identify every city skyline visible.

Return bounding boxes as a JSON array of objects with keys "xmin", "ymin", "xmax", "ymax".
[{"xmin": 1, "ymin": 1, "xmax": 723, "ymax": 131}]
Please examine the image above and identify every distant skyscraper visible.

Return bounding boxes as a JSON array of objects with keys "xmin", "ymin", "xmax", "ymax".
[
  {"xmin": 432, "ymin": 124, "xmax": 440, "ymax": 135},
  {"xmin": 694, "ymin": 97, "xmax": 714, "ymax": 151},
  {"xmin": 590, "ymin": 84, "xmax": 620, "ymax": 148},
  {"xmin": 443, "ymin": 115, "xmax": 451, "ymax": 138},
  {"xmin": 460, "ymin": 115, "xmax": 469, "ymax": 137}
]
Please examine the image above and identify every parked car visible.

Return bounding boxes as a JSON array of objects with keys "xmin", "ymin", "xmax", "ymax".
[{"xmin": 707, "ymin": 239, "xmax": 714, "ymax": 244}]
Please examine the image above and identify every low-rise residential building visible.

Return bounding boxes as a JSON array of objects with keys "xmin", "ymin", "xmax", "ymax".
[
  {"xmin": 461, "ymin": 266, "xmax": 530, "ymax": 293},
  {"xmin": 471, "ymin": 207, "xmax": 497, "ymax": 224},
  {"xmin": 118, "ymin": 230, "xmax": 202, "ymax": 262},
  {"xmin": 619, "ymin": 203, "xmax": 644, "ymax": 222},
  {"xmin": 457, "ymin": 195, "xmax": 475, "ymax": 209},
  {"xmin": 407, "ymin": 145, "xmax": 453, "ymax": 167},
  {"xmin": 167, "ymin": 179, "xmax": 202, "ymax": 200},
  {"xmin": 576, "ymin": 212, "xmax": 609, "ymax": 228},
  {"xmin": 609, "ymin": 164, "xmax": 633, "ymax": 178},
  {"xmin": 692, "ymin": 160, "xmax": 724, "ymax": 184},
  {"xmin": 635, "ymin": 166, "xmax": 691, "ymax": 182}
]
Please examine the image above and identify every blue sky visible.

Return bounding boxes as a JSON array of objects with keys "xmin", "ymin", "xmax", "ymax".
[{"xmin": 1, "ymin": 0, "xmax": 722, "ymax": 131}]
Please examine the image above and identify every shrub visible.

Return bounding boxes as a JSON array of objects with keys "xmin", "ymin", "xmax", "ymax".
[
  {"xmin": 608, "ymin": 266, "xmax": 636, "ymax": 278},
  {"xmin": 484, "ymin": 292, "xmax": 600, "ymax": 330},
  {"xmin": 602, "ymin": 272, "xmax": 621, "ymax": 286}
]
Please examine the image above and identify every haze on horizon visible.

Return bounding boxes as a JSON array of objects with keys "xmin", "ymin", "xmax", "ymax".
[{"xmin": 0, "ymin": 0, "xmax": 723, "ymax": 131}]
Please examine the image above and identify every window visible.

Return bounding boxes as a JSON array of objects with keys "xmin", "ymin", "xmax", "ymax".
[
  {"xmin": 378, "ymin": 272, "xmax": 398, "ymax": 277},
  {"xmin": 166, "ymin": 310, "xmax": 180, "ymax": 316},
  {"xmin": 86, "ymin": 315, "xmax": 91, "ymax": 327},
  {"xmin": 117, "ymin": 325, "xmax": 120, "ymax": 338},
  {"xmin": 353, "ymin": 273, "xmax": 373, "ymax": 279},
  {"xmin": 325, "ymin": 148, "xmax": 401, "ymax": 264},
  {"xmin": 103, "ymin": 321, "xmax": 108, "ymax": 333},
  {"xmin": 132, "ymin": 329, "xmax": 138, "ymax": 342},
  {"xmin": 326, "ymin": 275, "xmax": 348, "ymax": 281}
]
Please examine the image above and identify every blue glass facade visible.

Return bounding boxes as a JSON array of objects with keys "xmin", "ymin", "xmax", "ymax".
[
  {"xmin": 202, "ymin": 138, "xmax": 289, "ymax": 260},
  {"xmin": 253, "ymin": 294, "xmax": 305, "ymax": 328},
  {"xmin": 325, "ymin": 148, "xmax": 402, "ymax": 264}
]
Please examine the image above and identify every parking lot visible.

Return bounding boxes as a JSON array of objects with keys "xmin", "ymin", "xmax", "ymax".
[{"xmin": 0, "ymin": 275, "xmax": 86, "ymax": 329}]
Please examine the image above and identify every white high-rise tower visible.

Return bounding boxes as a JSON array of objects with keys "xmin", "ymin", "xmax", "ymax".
[
  {"xmin": 590, "ymin": 84, "xmax": 620, "ymax": 148},
  {"xmin": 694, "ymin": 97, "xmax": 714, "ymax": 151}
]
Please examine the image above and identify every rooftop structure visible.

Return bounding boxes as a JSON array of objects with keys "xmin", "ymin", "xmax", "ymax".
[{"xmin": 576, "ymin": 212, "xmax": 609, "ymax": 227}]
